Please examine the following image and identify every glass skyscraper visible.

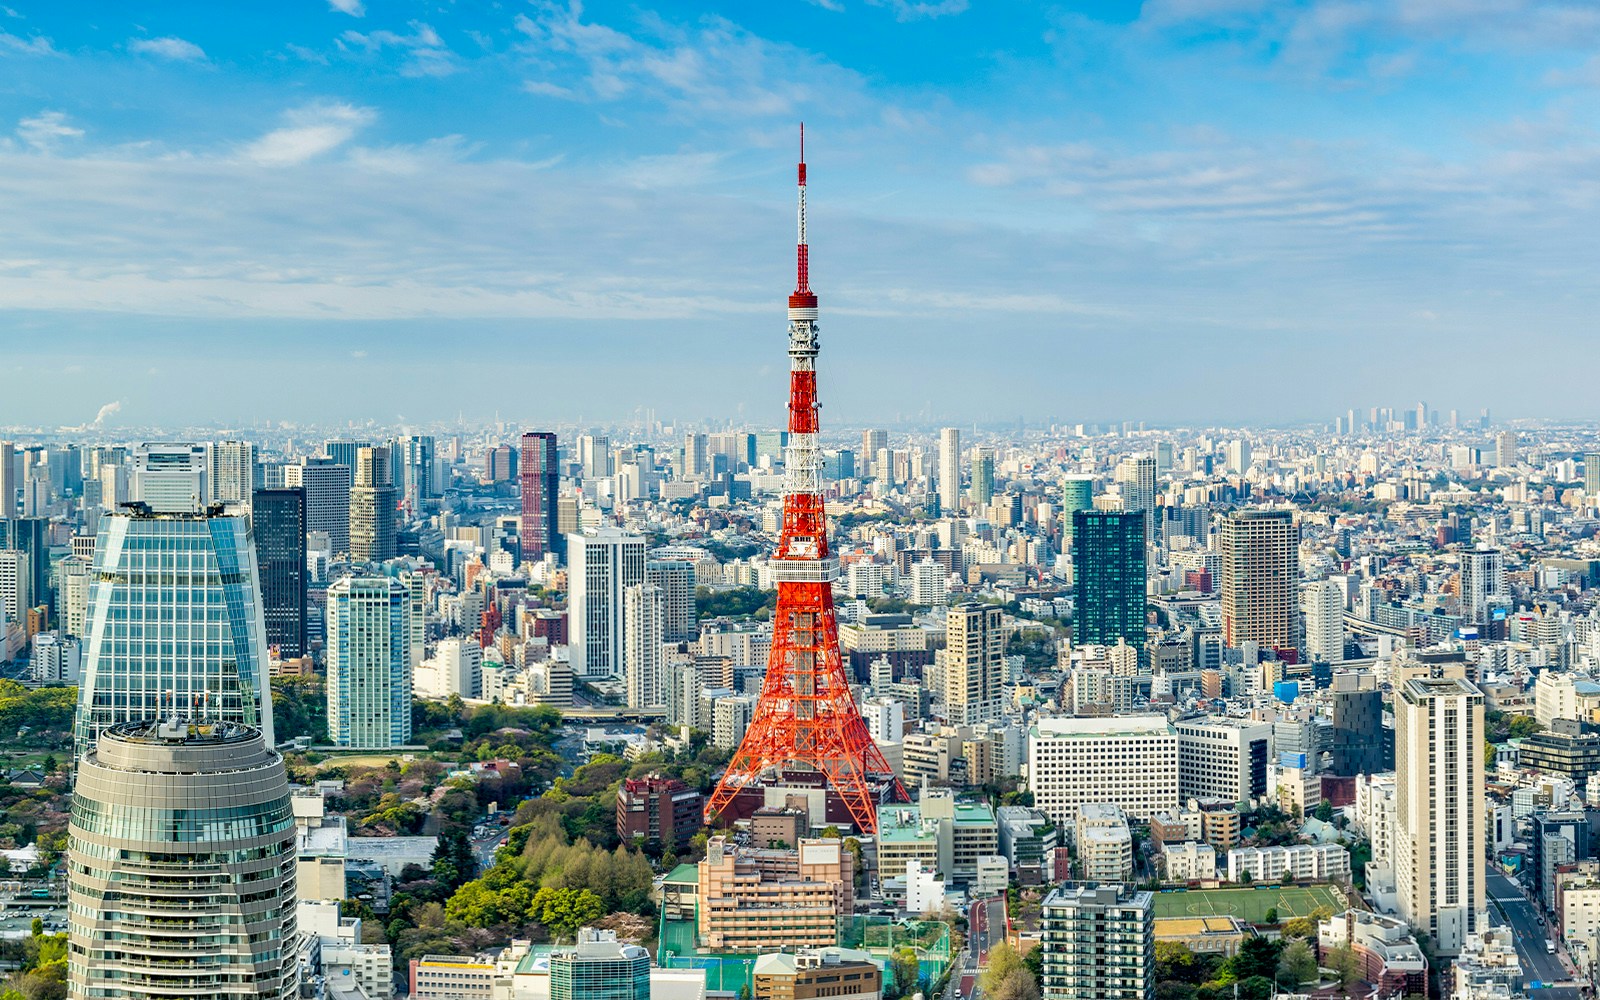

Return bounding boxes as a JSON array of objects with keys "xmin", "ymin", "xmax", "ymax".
[
  {"xmin": 1072, "ymin": 509, "xmax": 1147, "ymax": 656},
  {"xmin": 68, "ymin": 720, "xmax": 299, "ymax": 1000},
  {"xmin": 252, "ymin": 487, "xmax": 307, "ymax": 658},
  {"xmin": 76, "ymin": 507, "xmax": 274, "ymax": 752},
  {"xmin": 549, "ymin": 929, "xmax": 650, "ymax": 1000}
]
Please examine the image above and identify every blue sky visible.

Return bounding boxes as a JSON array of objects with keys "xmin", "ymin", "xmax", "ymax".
[{"xmin": 2, "ymin": 0, "xmax": 1599, "ymax": 429}]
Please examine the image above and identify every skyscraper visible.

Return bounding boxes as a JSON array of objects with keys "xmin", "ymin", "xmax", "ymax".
[
  {"xmin": 1114, "ymin": 454, "xmax": 1156, "ymax": 546},
  {"xmin": 0, "ymin": 549, "xmax": 29, "ymax": 628},
  {"xmin": 1459, "ymin": 547, "xmax": 1504, "ymax": 626},
  {"xmin": 76, "ymin": 505, "xmax": 273, "ymax": 751},
  {"xmin": 129, "ymin": 442, "xmax": 209, "ymax": 513},
  {"xmin": 1061, "ymin": 475, "xmax": 1094, "ymax": 545},
  {"xmin": 1218, "ymin": 509, "xmax": 1299, "ymax": 651},
  {"xmin": 647, "ymin": 559, "xmax": 697, "ymax": 644},
  {"xmin": 569, "ymin": 528, "xmax": 646, "ymax": 678},
  {"xmin": 253, "ymin": 487, "xmax": 307, "ymax": 658},
  {"xmin": 578, "ymin": 434, "xmax": 612, "ymax": 479},
  {"xmin": 520, "ymin": 431, "xmax": 559, "ymax": 562},
  {"xmin": 326, "ymin": 575, "xmax": 417, "ymax": 748},
  {"xmin": 210, "ymin": 439, "xmax": 257, "ymax": 512},
  {"xmin": 1495, "ymin": 430, "xmax": 1518, "ymax": 468},
  {"xmin": 1302, "ymin": 579, "xmax": 1345, "ymax": 664},
  {"xmin": 944, "ymin": 603, "xmax": 1003, "ymax": 726},
  {"xmin": 284, "ymin": 456, "xmax": 351, "ymax": 557},
  {"xmin": 324, "ymin": 439, "xmax": 372, "ymax": 476},
  {"xmin": 968, "ymin": 447, "xmax": 995, "ymax": 509},
  {"xmin": 0, "ymin": 517, "xmax": 48, "ymax": 615},
  {"xmin": 1330, "ymin": 672, "xmax": 1391, "ymax": 775},
  {"xmin": 861, "ymin": 429, "xmax": 887, "ymax": 479},
  {"xmin": 1039, "ymin": 883, "xmax": 1154, "ymax": 1000},
  {"xmin": 349, "ymin": 445, "xmax": 396, "ymax": 562},
  {"xmin": 0, "ymin": 441, "xmax": 14, "ymax": 517},
  {"xmin": 400, "ymin": 434, "xmax": 436, "ymax": 513},
  {"xmin": 1072, "ymin": 509, "xmax": 1146, "ymax": 656},
  {"xmin": 1586, "ymin": 452, "xmax": 1600, "ymax": 498},
  {"xmin": 68, "ymin": 721, "xmax": 299, "ymax": 1000},
  {"xmin": 938, "ymin": 427, "xmax": 962, "ymax": 514},
  {"xmin": 623, "ymin": 582, "xmax": 665, "ymax": 709},
  {"xmin": 1395, "ymin": 669, "xmax": 1484, "ymax": 954}
]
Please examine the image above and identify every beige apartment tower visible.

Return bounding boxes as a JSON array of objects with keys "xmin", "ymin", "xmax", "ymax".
[
  {"xmin": 1218, "ymin": 509, "xmax": 1299, "ymax": 651},
  {"xmin": 67, "ymin": 721, "xmax": 299, "ymax": 1000},
  {"xmin": 943, "ymin": 603, "xmax": 1004, "ymax": 726},
  {"xmin": 1395, "ymin": 669, "xmax": 1485, "ymax": 955}
]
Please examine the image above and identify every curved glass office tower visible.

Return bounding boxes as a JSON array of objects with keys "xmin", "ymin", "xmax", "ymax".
[
  {"xmin": 76, "ymin": 506, "xmax": 273, "ymax": 752},
  {"xmin": 67, "ymin": 721, "xmax": 298, "ymax": 999}
]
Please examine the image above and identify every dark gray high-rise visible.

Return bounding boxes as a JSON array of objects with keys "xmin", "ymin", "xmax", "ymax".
[
  {"xmin": 1330, "ymin": 672, "xmax": 1392, "ymax": 775},
  {"xmin": 252, "ymin": 487, "xmax": 307, "ymax": 658}
]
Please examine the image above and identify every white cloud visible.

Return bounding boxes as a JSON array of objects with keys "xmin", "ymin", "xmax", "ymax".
[
  {"xmin": 129, "ymin": 36, "xmax": 207, "ymax": 61},
  {"xmin": 241, "ymin": 103, "xmax": 374, "ymax": 166},
  {"xmin": 340, "ymin": 21, "xmax": 456, "ymax": 77},
  {"xmin": 16, "ymin": 110, "xmax": 82, "ymax": 150},
  {"xmin": 865, "ymin": 0, "xmax": 969, "ymax": 21},
  {"xmin": 328, "ymin": 0, "xmax": 365, "ymax": 16},
  {"xmin": 0, "ymin": 30, "xmax": 53, "ymax": 55}
]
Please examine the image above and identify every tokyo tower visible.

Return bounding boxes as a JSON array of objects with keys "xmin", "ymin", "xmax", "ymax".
[{"xmin": 704, "ymin": 127, "xmax": 908, "ymax": 834}]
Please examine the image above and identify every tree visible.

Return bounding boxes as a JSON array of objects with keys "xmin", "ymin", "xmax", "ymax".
[
  {"xmin": 1280, "ymin": 916, "xmax": 1317, "ymax": 939},
  {"xmin": 1229, "ymin": 936, "xmax": 1281, "ymax": 981},
  {"xmin": 1235, "ymin": 976, "xmax": 1274, "ymax": 1000},
  {"xmin": 1262, "ymin": 908, "xmax": 1278, "ymax": 925},
  {"xmin": 987, "ymin": 971, "xmax": 1039, "ymax": 1000},
  {"xmin": 1278, "ymin": 939, "xmax": 1317, "ymax": 986},
  {"xmin": 532, "ymin": 886, "xmax": 603, "ymax": 942},
  {"xmin": 1155, "ymin": 942, "xmax": 1198, "ymax": 983},
  {"xmin": 1324, "ymin": 945, "xmax": 1359, "ymax": 994},
  {"xmin": 887, "ymin": 947, "xmax": 920, "ymax": 1000},
  {"xmin": 1507, "ymin": 715, "xmax": 1543, "ymax": 739},
  {"xmin": 979, "ymin": 943, "xmax": 1025, "ymax": 997},
  {"xmin": 1484, "ymin": 739, "xmax": 1499, "ymax": 769},
  {"xmin": 1314, "ymin": 799, "xmax": 1334, "ymax": 822}
]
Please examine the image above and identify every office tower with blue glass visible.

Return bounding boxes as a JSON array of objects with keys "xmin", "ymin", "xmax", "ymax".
[
  {"xmin": 253, "ymin": 487, "xmax": 307, "ymax": 658},
  {"xmin": 76, "ymin": 503, "xmax": 273, "ymax": 752},
  {"xmin": 326, "ymin": 575, "xmax": 417, "ymax": 748},
  {"xmin": 1072, "ymin": 509, "xmax": 1147, "ymax": 657}
]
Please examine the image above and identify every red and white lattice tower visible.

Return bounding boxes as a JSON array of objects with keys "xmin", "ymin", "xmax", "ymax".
[{"xmin": 704, "ymin": 126, "xmax": 908, "ymax": 834}]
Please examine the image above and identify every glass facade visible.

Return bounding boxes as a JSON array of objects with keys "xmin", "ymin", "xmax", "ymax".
[
  {"xmin": 326, "ymin": 576, "xmax": 414, "ymax": 748},
  {"xmin": 76, "ymin": 509, "xmax": 273, "ymax": 753},
  {"xmin": 251, "ymin": 488, "xmax": 307, "ymax": 657},
  {"xmin": 549, "ymin": 936, "xmax": 650, "ymax": 1000},
  {"xmin": 1072, "ymin": 509, "xmax": 1147, "ymax": 655},
  {"xmin": 67, "ymin": 722, "xmax": 299, "ymax": 1000}
]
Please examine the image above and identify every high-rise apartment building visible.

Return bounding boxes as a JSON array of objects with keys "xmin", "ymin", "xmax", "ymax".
[
  {"xmin": 0, "ymin": 549, "xmax": 30, "ymax": 629},
  {"xmin": 326, "ymin": 575, "xmax": 417, "ymax": 748},
  {"xmin": 68, "ymin": 721, "xmax": 299, "ymax": 1000},
  {"xmin": 623, "ymin": 582, "xmax": 665, "ymax": 709},
  {"xmin": 549, "ymin": 928, "xmax": 651, "ymax": 1000},
  {"xmin": 1039, "ymin": 883, "xmax": 1154, "ymax": 1000},
  {"xmin": 569, "ymin": 528, "xmax": 646, "ymax": 678},
  {"xmin": 1302, "ymin": 579, "xmax": 1345, "ymax": 664},
  {"xmin": 1061, "ymin": 476, "xmax": 1094, "ymax": 543},
  {"xmin": 252, "ymin": 488, "xmax": 307, "ymax": 658},
  {"xmin": 1395, "ymin": 669, "xmax": 1484, "ymax": 955},
  {"xmin": 129, "ymin": 442, "xmax": 209, "ymax": 513},
  {"xmin": 350, "ymin": 445, "xmax": 396, "ymax": 562},
  {"xmin": 77, "ymin": 505, "xmax": 273, "ymax": 751},
  {"xmin": 860, "ymin": 430, "xmax": 887, "ymax": 479},
  {"xmin": 520, "ymin": 431, "xmax": 559, "ymax": 562},
  {"xmin": 1113, "ymin": 454, "xmax": 1156, "ymax": 546},
  {"xmin": 0, "ymin": 441, "xmax": 14, "ymax": 517},
  {"xmin": 285, "ymin": 456, "xmax": 352, "ymax": 558},
  {"xmin": 1459, "ymin": 548, "xmax": 1504, "ymax": 626},
  {"xmin": 647, "ymin": 559, "xmax": 697, "ymax": 643},
  {"xmin": 938, "ymin": 427, "xmax": 962, "ymax": 514},
  {"xmin": 943, "ymin": 603, "xmax": 1003, "ymax": 726},
  {"xmin": 969, "ymin": 448, "xmax": 995, "ymax": 509},
  {"xmin": 209, "ymin": 440, "xmax": 257, "ymax": 513},
  {"xmin": 1586, "ymin": 452, "xmax": 1600, "ymax": 497},
  {"xmin": 1072, "ymin": 510, "xmax": 1146, "ymax": 657},
  {"xmin": 1218, "ymin": 509, "xmax": 1299, "ymax": 651},
  {"xmin": 1495, "ymin": 430, "xmax": 1518, "ymax": 468}
]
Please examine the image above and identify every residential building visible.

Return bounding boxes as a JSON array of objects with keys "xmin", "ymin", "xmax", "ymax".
[
  {"xmin": 1075, "ymin": 803, "xmax": 1133, "ymax": 882},
  {"xmin": 1161, "ymin": 842, "xmax": 1217, "ymax": 882},
  {"xmin": 1218, "ymin": 509, "xmax": 1299, "ymax": 651},
  {"xmin": 67, "ymin": 721, "xmax": 299, "ymax": 1000},
  {"xmin": 696, "ymin": 836, "xmax": 854, "ymax": 952},
  {"xmin": 1039, "ymin": 883, "xmax": 1154, "ymax": 1000},
  {"xmin": 326, "ymin": 575, "xmax": 418, "ymax": 749},
  {"xmin": 1395, "ymin": 670, "xmax": 1485, "ymax": 954},
  {"xmin": 647, "ymin": 559, "xmax": 697, "ymax": 643},
  {"xmin": 30, "ymin": 631, "xmax": 80, "ymax": 683},
  {"xmin": 754, "ymin": 947, "xmax": 882, "ymax": 1000},
  {"xmin": 1459, "ymin": 548, "xmax": 1504, "ymax": 626},
  {"xmin": 938, "ymin": 428, "xmax": 961, "ymax": 515},
  {"xmin": 1226, "ymin": 843, "xmax": 1351, "ymax": 882},
  {"xmin": 943, "ymin": 603, "xmax": 1003, "ymax": 725},
  {"xmin": 1072, "ymin": 509, "xmax": 1147, "ymax": 657},
  {"xmin": 349, "ymin": 445, "xmax": 396, "ymax": 562},
  {"xmin": 1302, "ymin": 580, "xmax": 1344, "ymax": 664},
  {"xmin": 623, "ymin": 582, "xmax": 666, "ymax": 708},
  {"xmin": 210, "ymin": 439, "xmax": 257, "ymax": 512}
]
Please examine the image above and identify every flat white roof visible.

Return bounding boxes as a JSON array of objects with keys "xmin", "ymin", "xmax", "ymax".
[{"xmin": 1033, "ymin": 715, "xmax": 1173, "ymax": 738}]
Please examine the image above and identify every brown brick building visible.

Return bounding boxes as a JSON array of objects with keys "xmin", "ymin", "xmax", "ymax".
[{"xmin": 616, "ymin": 774, "xmax": 703, "ymax": 849}]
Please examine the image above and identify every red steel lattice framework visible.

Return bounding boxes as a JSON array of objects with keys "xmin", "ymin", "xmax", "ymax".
[{"xmin": 704, "ymin": 127, "xmax": 908, "ymax": 834}]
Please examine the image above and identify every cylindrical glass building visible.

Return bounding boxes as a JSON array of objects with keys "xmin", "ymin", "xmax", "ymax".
[{"xmin": 67, "ymin": 721, "xmax": 299, "ymax": 1000}]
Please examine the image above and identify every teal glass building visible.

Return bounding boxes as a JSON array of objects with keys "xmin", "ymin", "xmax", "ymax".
[
  {"xmin": 1072, "ymin": 509, "xmax": 1147, "ymax": 655},
  {"xmin": 549, "ymin": 929, "xmax": 650, "ymax": 1000},
  {"xmin": 76, "ymin": 506, "xmax": 273, "ymax": 753}
]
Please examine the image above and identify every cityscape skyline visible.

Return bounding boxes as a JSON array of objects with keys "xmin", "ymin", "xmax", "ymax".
[{"xmin": 6, "ymin": 2, "xmax": 1600, "ymax": 424}]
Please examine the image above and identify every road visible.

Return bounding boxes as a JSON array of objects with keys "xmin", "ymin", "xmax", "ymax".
[
  {"xmin": 1487, "ymin": 868, "xmax": 1583, "ymax": 1000},
  {"xmin": 960, "ymin": 895, "xmax": 1007, "ymax": 998}
]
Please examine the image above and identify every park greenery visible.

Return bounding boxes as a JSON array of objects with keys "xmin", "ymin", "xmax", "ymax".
[
  {"xmin": 979, "ymin": 944, "xmax": 1039, "ymax": 1000},
  {"xmin": 695, "ymin": 586, "xmax": 777, "ymax": 620},
  {"xmin": 1154, "ymin": 908, "xmax": 1349, "ymax": 1000},
  {"xmin": 0, "ymin": 681, "xmax": 76, "ymax": 738},
  {"xmin": 0, "ymin": 923, "xmax": 68, "ymax": 1000}
]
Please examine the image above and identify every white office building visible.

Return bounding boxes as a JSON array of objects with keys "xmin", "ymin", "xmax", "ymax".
[
  {"xmin": 1028, "ymin": 715, "xmax": 1179, "ymax": 826},
  {"xmin": 128, "ymin": 442, "xmax": 209, "ymax": 513},
  {"xmin": 569, "ymin": 529, "xmax": 646, "ymax": 678},
  {"xmin": 1174, "ymin": 716, "xmax": 1272, "ymax": 806},
  {"xmin": 623, "ymin": 582, "xmax": 666, "ymax": 709},
  {"xmin": 1302, "ymin": 580, "xmax": 1346, "ymax": 664}
]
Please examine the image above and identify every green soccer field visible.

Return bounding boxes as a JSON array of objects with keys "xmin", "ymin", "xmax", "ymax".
[{"xmin": 1151, "ymin": 884, "xmax": 1345, "ymax": 923}]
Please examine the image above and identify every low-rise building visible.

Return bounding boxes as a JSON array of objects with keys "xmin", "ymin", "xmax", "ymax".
[
  {"xmin": 617, "ymin": 774, "xmax": 704, "ymax": 850},
  {"xmin": 1227, "ymin": 843, "xmax": 1350, "ymax": 883},
  {"xmin": 1152, "ymin": 916, "xmax": 1246, "ymax": 957},
  {"xmin": 754, "ymin": 947, "xmax": 882, "ymax": 1000},
  {"xmin": 1075, "ymin": 803, "xmax": 1133, "ymax": 883},
  {"xmin": 1317, "ymin": 910, "xmax": 1427, "ymax": 997},
  {"xmin": 1161, "ymin": 842, "xmax": 1217, "ymax": 882}
]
